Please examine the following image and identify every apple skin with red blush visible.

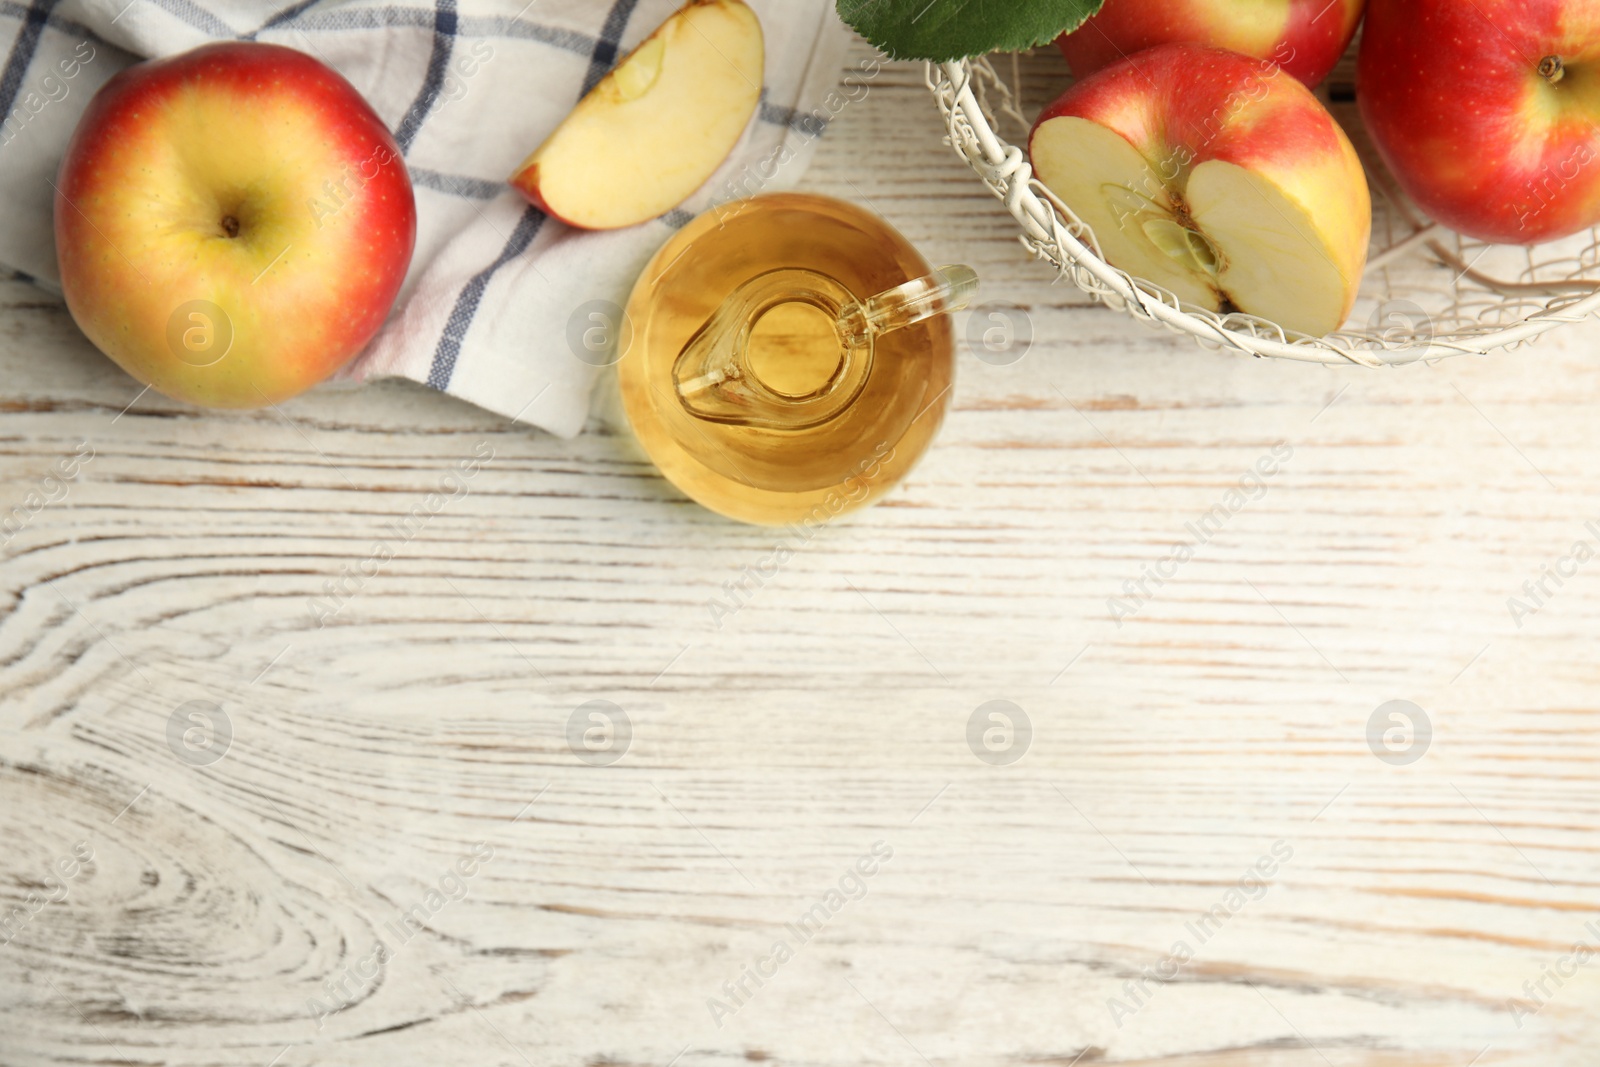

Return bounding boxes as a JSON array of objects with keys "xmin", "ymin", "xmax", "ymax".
[
  {"xmin": 1056, "ymin": 0, "xmax": 1366, "ymax": 89},
  {"xmin": 1359, "ymin": 0, "xmax": 1600, "ymax": 245}
]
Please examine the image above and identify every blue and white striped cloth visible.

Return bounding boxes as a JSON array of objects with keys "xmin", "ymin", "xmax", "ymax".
[{"xmin": 0, "ymin": 0, "xmax": 850, "ymax": 436}]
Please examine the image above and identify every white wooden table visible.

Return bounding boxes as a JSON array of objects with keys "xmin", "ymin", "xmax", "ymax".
[{"xmin": 3, "ymin": 40, "xmax": 1599, "ymax": 1067}]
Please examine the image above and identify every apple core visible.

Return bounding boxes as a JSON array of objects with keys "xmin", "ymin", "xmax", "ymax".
[{"xmin": 611, "ymin": 37, "xmax": 665, "ymax": 101}]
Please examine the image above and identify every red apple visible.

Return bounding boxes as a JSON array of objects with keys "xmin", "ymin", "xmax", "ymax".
[
  {"xmin": 1360, "ymin": 0, "xmax": 1600, "ymax": 245},
  {"xmin": 55, "ymin": 42, "xmax": 416, "ymax": 408},
  {"xmin": 510, "ymin": 0, "xmax": 764, "ymax": 230},
  {"xmin": 1057, "ymin": 0, "xmax": 1366, "ymax": 89},
  {"xmin": 1031, "ymin": 44, "xmax": 1371, "ymax": 337}
]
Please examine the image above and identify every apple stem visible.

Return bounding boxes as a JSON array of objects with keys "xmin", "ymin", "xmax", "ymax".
[
  {"xmin": 1539, "ymin": 56, "xmax": 1565, "ymax": 84},
  {"xmin": 221, "ymin": 215, "xmax": 241, "ymax": 238}
]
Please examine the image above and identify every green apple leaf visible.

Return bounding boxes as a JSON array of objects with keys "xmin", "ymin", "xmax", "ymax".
[{"xmin": 836, "ymin": 0, "xmax": 1106, "ymax": 62}]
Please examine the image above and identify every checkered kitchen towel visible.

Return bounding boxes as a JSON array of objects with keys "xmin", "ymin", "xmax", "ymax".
[{"xmin": 0, "ymin": 0, "xmax": 851, "ymax": 437}]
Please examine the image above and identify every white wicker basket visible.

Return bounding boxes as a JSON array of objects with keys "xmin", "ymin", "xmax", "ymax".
[{"xmin": 928, "ymin": 55, "xmax": 1600, "ymax": 366}]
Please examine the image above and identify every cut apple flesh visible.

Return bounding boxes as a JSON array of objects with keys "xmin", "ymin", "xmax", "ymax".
[
  {"xmin": 510, "ymin": 0, "xmax": 764, "ymax": 230},
  {"xmin": 1031, "ymin": 116, "xmax": 1355, "ymax": 337},
  {"xmin": 1188, "ymin": 160, "xmax": 1353, "ymax": 337}
]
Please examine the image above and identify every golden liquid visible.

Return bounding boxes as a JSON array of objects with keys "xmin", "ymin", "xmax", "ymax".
[{"xmin": 618, "ymin": 194, "xmax": 955, "ymax": 527}]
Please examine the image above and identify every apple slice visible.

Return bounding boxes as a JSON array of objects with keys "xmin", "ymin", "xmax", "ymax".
[
  {"xmin": 510, "ymin": 0, "xmax": 764, "ymax": 229},
  {"xmin": 1030, "ymin": 44, "xmax": 1371, "ymax": 338}
]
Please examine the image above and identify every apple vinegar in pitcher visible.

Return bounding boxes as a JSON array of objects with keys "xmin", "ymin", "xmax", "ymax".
[{"xmin": 618, "ymin": 193, "xmax": 969, "ymax": 526}]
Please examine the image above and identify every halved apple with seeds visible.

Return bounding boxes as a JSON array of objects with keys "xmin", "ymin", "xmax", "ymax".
[
  {"xmin": 1030, "ymin": 44, "xmax": 1370, "ymax": 338},
  {"xmin": 510, "ymin": 0, "xmax": 764, "ymax": 230}
]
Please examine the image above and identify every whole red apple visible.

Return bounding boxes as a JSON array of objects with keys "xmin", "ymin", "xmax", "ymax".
[
  {"xmin": 55, "ymin": 42, "xmax": 416, "ymax": 408},
  {"xmin": 1360, "ymin": 0, "xmax": 1600, "ymax": 245},
  {"xmin": 1057, "ymin": 0, "xmax": 1366, "ymax": 89}
]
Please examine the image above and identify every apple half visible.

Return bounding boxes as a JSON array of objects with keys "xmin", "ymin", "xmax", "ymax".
[
  {"xmin": 1030, "ymin": 44, "xmax": 1371, "ymax": 338},
  {"xmin": 510, "ymin": 0, "xmax": 764, "ymax": 230}
]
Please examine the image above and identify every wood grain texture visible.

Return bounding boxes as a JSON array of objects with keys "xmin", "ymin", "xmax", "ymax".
[{"xmin": 4, "ymin": 37, "xmax": 1600, "ymax": 1067}]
